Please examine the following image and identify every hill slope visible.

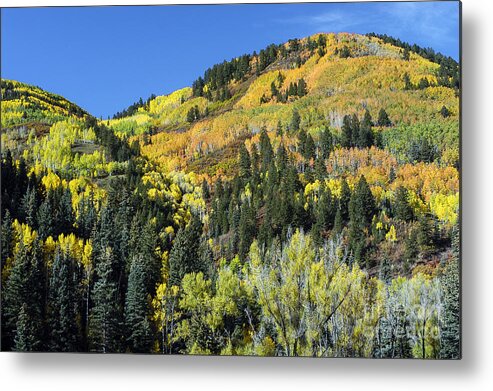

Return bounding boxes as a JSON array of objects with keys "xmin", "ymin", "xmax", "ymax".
[
  {"xmin": 0, "ymin": 32, "xmax": 460, "ymax": 357},
  {"xmin": 107, "ymin": 33, "xmax": 459, "ymax": 176}
]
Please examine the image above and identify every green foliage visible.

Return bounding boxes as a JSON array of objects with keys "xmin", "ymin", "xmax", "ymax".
[
  {"xmin": 89, "ymin": 247, "xmax": 122, "ymax": 353},
  {"xmin": 0, "ymin": 32, "xmax": 460, "ymax": 356},
  {"xmin": 47, "ymin": 246, "xmax": 80, "ymax": 352},
  {"xmin": 440, "ymin": 223, "xmax": 461, "ymax": 359},
  {"xmin": 125, "ymin": 255, "xmax": 154, "ymax": 353},
  {"xmin": 377, "ymin": 108, "xmax": 392, "ymax": 127},
  {"xmin": 169, "ymin": 215, "xmax": 205, "ymax": 286}
]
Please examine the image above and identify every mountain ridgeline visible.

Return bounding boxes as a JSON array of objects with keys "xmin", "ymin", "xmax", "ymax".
[{"xmin": 1, "ymin": 32, "xmax": 460, "ymax": 358}]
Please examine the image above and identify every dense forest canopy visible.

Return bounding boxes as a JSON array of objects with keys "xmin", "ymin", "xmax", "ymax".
[{"xmin": 1, "ymin": 32, "xmax": 460, "ymax": 358}]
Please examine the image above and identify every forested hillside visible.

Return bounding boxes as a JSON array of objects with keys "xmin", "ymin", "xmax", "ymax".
[{"xmin": 1, "ymin": 32, "xmax": 460, "ymax": 358}]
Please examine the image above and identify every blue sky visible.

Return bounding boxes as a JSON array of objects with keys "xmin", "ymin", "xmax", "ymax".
[{"xmin": 1, "ymin": 1, "xmax": 460, "ymax": 118}]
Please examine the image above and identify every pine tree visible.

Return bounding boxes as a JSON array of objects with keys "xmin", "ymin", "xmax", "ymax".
[
  {"xmin": 276, "ymin": 120, "xmax": 283, "ymax": 137},
  {"xmin": 201, "ymin": 178, "xmax": 210, "ymax": 201},
  {"xmin": 76, "ymin": 194, "xmax": 97, "ymax": 239},
  {"xmin": 13, "ymin": 304, "xmax": 41, "ymax": 352},
  {"xmin": 404, "ymin": 227, "xmax": 419, "ymax": 270},
  {"xmin": 57, "ymin": 188, "xmax": 75, "ymax": 235},
  {"xmin": 418, "ymin": 77, "xmax": 430, "ymax": 89},
  {"xmin": 333, "ymin": 208, "xmax": 343, "ymax": 234},
  {"xmin": 238, "ymin": 202, "xmax": 256, "ymax": 260},
  {"xmin": 20, "ymin": 185, "xmax": 37, "ymax": 228},
  {"xmin": 297, "ymin": 78, "xmax": 307, "ymax": 97},
  {"xmin": 47, "ymin": 247, "xmax": 80, "ymax": 351},
  {"xmin": 297, "ymin": 129, "xmax": 307, "ymax": 157},
  {"xmin": 377, "ymin": 108, "xmax": 392, "ymax": 127},
  {"xmin": 290, "ymin": 109, "xmax": 301, "ymax": 132},
  {"xmin": 1, "ymin": 210, "xmax": 13, "ymax": 271},
  {"xmin": 339, "ymin": 178, "xmax": 351, "ymax": 223},
  {"xmin": 379, "ymin": 258, "xmax": 392, "ymax": 284},
  {"xmin": 393, "ymin": 186, "xmax": 414, "ymax": 222},
  {"xmin": 348, "ymin": 176, "xmax": 376, "ymax": 265},
  {"xmin": 403, "ymin": 72, "xmax": 413, "ymax": 90},
  {"xmin": 341, "ymin": 115, "xmax": 353, "ymax": 148},
  {"xmin": 314, "ymin": 156, "xmax": 327, "ymax": 181},
  {"xmin": 304, "ymin": 133, "xmax": 316, "ymax": 160},
  {"xmin": 187, "ymin": 107, "xmax": 196, "ymax": 123},
  {"xmin": 316, "ymin": 186, "xmax": 334, "ymax": 232},
  {"xmin": 394, "ymin": 303, "xmax": 413, "ymax": 358},
  {"xmin": 358, "ymin": 109, "xmax": 374, "ymax": 148},
  {"xmin": 89, "ymin": 247, "xmax": 122, "ymax": 353},
  {"xmin": 2, "ymin": 238, "xmax": 46, "ymax": 351},
  {"xmin": 402, "ymin": 47, "xmax": 410, "ymax": 61},
  {"xmin": 169, "ymin": 215, "xmax": 203, "ymax": 286},
  {"xmin": 440, "ymin": 223, "xmax": 461, "ymax": 359},
  {"xmin": 124, "ymin": 255, "xmax": 153, "ymax": 353},
  {"xmin": 320, "ymin": 128, "xmax": 333, "ymax": 159},
  {"xmin": 259, "ymin": 127, "xmax": 273, "ymax": 172},
  {"xmin": 440, "ymin": 105, "xmax": 450, "ymax": 118},
  {"xmin": 276, "ymin": 142, "xmax": 288, "ymax": 174},
  {"xmin": 239, "ymin": 143, "xmax": 251, "ymax": 180},
  {"xmin": 37, "ymin": 194, "xmax": 54, "ymax": 240},
  {"xmin": 417, "ymin": 214, "xmax": 435, "ymax": 250}
]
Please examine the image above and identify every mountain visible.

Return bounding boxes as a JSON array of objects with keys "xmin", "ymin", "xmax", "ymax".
[
  {"xmin": 106, "ymin": 32, "xmax": 459, "ymax": 176},
  {"xmin": 0, "ymin": 32, "xmax": 460, "ymax": 357},
  {"xmin": 1, "ymin": 79, "xmax": 91, "ymax": 156}
]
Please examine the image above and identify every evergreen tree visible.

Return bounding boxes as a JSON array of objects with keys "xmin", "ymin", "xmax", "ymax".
[
  {"xmin": 417, "ymin": 214, "xmax": 436, "ymax": 250},
  {"xmin": 379, "ymin": 258, "xmax": 392, "ymax": 284},
  {"xmin": 358, "ymin": 109, "xmax": 374, "ymax": 148},
  {"xmin": 1, "ymin": 210, "xmax": 13, "ymax": 272},
  {"xmin": 290, "ymin": 109, "xmax": 301, "ymax": 132},
  {"xmin": 333, "ymin": 207, "xmax": 343, "ymax": 235},
  {"xmin": 201, "ymin": 178, "xmax": 210, "ymax": 201},
  {"xmin": 339, "ymin": 178, "xmax": 351, "ymax": 223},
  {"xmin": 394, "ymin": 303, "xmax": 413, "ymax": 358},
  {"xmin": 2, "ymin": 238, "xmax": 46, "ymax": 351},
  {"xmin": 37, "ymin": 194, "xmax": 54, "ymax": 240},
  {"xmin": 124, "ymin": 255, "xmax": 153, "ymax": 353},
  {"xmin": 418, "ymin": 77, "xmax": 430, "ymax": 89},
  {"xmin": 47, "ymin": 247, "xmax": 80, "ymax": 351},
  {"xmin": 259, "ymin": 127, "xmax": 273, "ymax": 172},
  {"xmin": 348, "ymin": 176, "xmax": 376, "ymax": 265},
  {"xmin": 276, "ymin": 142, "xmax": 288, "ymax": 174},
  {"xmin": 297, "ymin": 78, "xmax": 307, "ymax": 97},
  {"xmin": 393, "ymin": 186, "xmax": 414, "ymax": 222},
  {"xmin": 13, "ymin": 304, "xmax": 41, "ymax": 352},
  {"xmin": 402, "ymin": 47, "xmax": 410, "ymax": 61},
  {"xmin": 297, "ymin": 129, "xmax": 307, "ymax": 157},
  {"xmin": 314, "ymin": 156, "xmax": 327, "ymax": 181},
  {"xmin": 440, "ymin": 105, "xmax": 450, "ymax": 118},
  {"xmin": 89, "ymin": 247, "xmax": 122, "ymax": 353},
  {"xmin": 404, "ymin": 227, "xmax": 419, "ymax": 270},
  {"xmin": 304, "ymin": 133, "xmax": 316, "ymax": 161},
  {"xmin": 377, "ymin": 108, "xmax": 392, "ymax": 127},
  {"xmin": 57, "ymin": 188, "xmax": 75, "ymax": 235},
  {"xmin": 341, "ymin": 115, "xmax": 353, "ymax": 148},
  {"xmin": 320, "ymin": 128, "xmax": 333, "ymax": 159},
  {"xmin": 238, "ymin": 202, "xmax": 256, "ymax": 260},
  {"xmin": 20, "ymin": 185, "xmax": 37, "ymax": 228},
  {"xmin": 440, "ymin": 223, "xmax": 461, "ymax": 359},
  {"xmin": 276, "ymin": 120, "xmax": 283, "ymax": 137},
  {"xmin": 316, "ymin": 186, "xmax": 334, "ymax": 232},
  {"xmin": 169, "ymin": 215, "xmax": 204, "ymax": 286},
  {"xmin": 403, "ymin": 72, "xmax": 413, "ymax": 90},
  {"xmin": 238, "ymin": 143, "xmax": 251, "ymax": 180},
  {"xmin": 339, "ymin": 45, "xmax": 351, "ymax": 58},
  {"xmin": 76, "ymin": 194, "xmax": 97, "ymax": 239}
]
